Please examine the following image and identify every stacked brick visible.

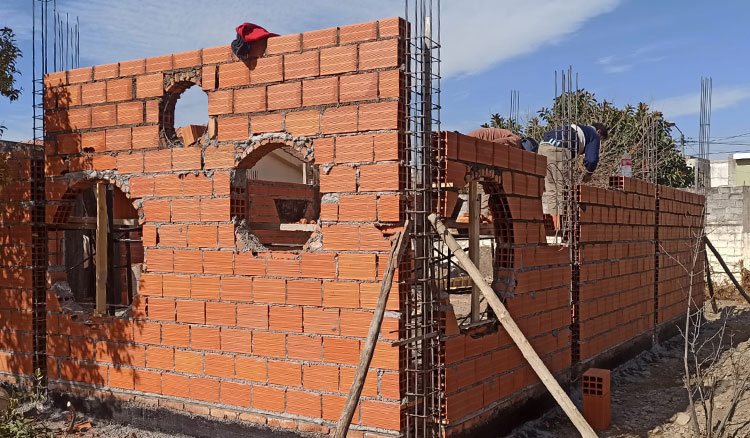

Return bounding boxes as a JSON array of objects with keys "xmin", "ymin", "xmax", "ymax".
[
  {"xmin": 0, "ymin": 143, "xmax": 38, "ymax": 380},
  {"xmin": 245, "ymin": 180, "xmax": 317, "ymax": 247},
  {"xmin": 576, "ymin": 179, "xmax": 657, "ymax": 360},
  {"xmin": 439, "ymin": 132, "xmax": 571, "ymax": 434},
  {"xmin": 655, "ymin": 185, "xmax": 705, "ymax": 322},
  {"xmin": 37, "ymin": 18, "xmax": 408, "ymax": 435}
]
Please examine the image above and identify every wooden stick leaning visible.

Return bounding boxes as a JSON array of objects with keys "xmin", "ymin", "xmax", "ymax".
[
  {"xmin": 705, "ymin": 237, "xmax": 750, "ymax": 305},
  {"xmin": 428, "ymin": 214, "xmax": 597, "ymax": 438},
  {"xmin": 335, "ymin": 220, "xmax": 411, "ymax": 438},
  {"xmin": 94, "ymin": 181, "xmax": 108, "ymax": 317}
]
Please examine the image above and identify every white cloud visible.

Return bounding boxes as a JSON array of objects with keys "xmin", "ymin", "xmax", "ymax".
[
  {"xmin": 25, "ymin": 0, "xmax": 621, "ymax": 79},
  {"xmin": 652, "ymin": 85, "xmax": 750, "ymax": 119}
]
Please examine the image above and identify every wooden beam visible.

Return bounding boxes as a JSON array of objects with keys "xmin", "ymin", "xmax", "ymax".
[
  {"xmin": 335, "ymin": 221, "xmax": 411, "ymax": 438},
  {"xmin": 428, "ymin": 214, "xmax": 598, "ymax": 438},
  {"xmin": 705, "ymin": 237, "xmax": 750, "ymax": 304},
  {"xmin": 94, "ymin": 182, "xmax": 108, "ymax": 317},
  {"xmin": 704, "ymin": 245, "xmax": 719, "ymax": 313},
  {"xmin": 469, "ymin": 181, "xmax": 481, "ymax": 322}
]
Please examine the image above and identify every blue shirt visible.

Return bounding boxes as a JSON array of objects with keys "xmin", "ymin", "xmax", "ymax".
[{"xmin": 541, "ymin": 125, "xmax": 601, "ymax": 173}]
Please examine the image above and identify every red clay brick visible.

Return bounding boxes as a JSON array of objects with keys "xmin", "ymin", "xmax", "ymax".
[
  {"xmin": 379, "ymin": 17, "xmax": 404, "ymax": 38},
  {"xmin": 302, "ymin": 28, "xmax": 337, "ymax": 49},
  {"xmin": 190, "ymin": 275, "xmax": 220, "ymax": 300},
  {"xmin": 208, "ymin": 89, "xmax": 233, "ymax": 115},
  {"xmin": 221, "ymin": 381, "xmax": 251, "ymax": 407},
  {"xmin": 340, "ymin": 21, "xmax": 377, "ymax": 43},
  {"xmin": 172, "ymin": 199, "xmax": 200, "ymax": 221},
  {"xmin": 267, "ymin": 82, "xmax": 301, "ymax": 110},
  {"xmin": 206, "ymin": 301, "xmax": 237, "ymax": 327},
  {"xmin": 320, "ymin": 45, "xmax": 357, "ymax": 75},
  {"xmin": 360, "ymin": 400, "xmax": 400, "ymax": 430},
  {"xmin": 81, "ymin": 81, "xmax": 106, "ymax": 104},
  {"xmin": 190, "ymin": 377, "xmax": 220, "ymax": 403},
  {"xmin": 134, "ymin": 370, "xmax": 162, "ymax": 394},
  {"xmin": 94, "ymin": 63, "xmax": 119, "ymax": 80},
  {"xmin": 320, "ymin": 166, "xmax": 357, "ymax": 193},
  {"xmin": 203, "ymin": 45, "xmax": 232, "ymax": 64},
  {"xmin": 287, "ymin": 389, "xmax": 321, "ymax": 418},
  {"xmin": 268, "ymin": 360, "xmax": 301, "ymax": 387},
  {"xmin": 191, "ymin": 325, "xmax": 220, "ymax": 351},
  {"xmin": 339, "ymin": 195, "xmax": 377, "ymax": 221},
  {"xmin": 323, "ymin": 282, "xmax": 358, "ymax": 309},
  {"xmin": 162, "ymin": 373, "xmax": 189, "ymax": 398},
  {"xmin": 221, "ymin": 276, "xmax": 253, "ymax": 302},
  {"xmin": 57, "ymin": 133, "xmax": 81, "ymax": 155},
  {"xmin": 205, "ymin": 354, "xmax": 235, "ymax": 378},
  {"xmin": 173, "ymin": 50, "xmax": 202, "ymax": 68},
  {"xmin": 302, "ymin": 308, "xmax": 339, "ymax": 335},
  {"xmin": 288, "ymin": 335, "xmax": 322, "ymax": 362},
  {"xmin": 218, "ymin": 116, "xmax": 248, "ymax": 141},
  {"xmin": 201, "ymin": 198, "xmax": 231, "ymax": 222},
  {"xmin": 107, "ymin": 78, "xmax": 133, "ymax": 102},
  {"xmin": 266, "ymin": 34, "xmax": 301, "ymax": 55},
  {"xmin": 359, "ymin": 163, "xmax": 401, "ymax": 192},
  {"xmin": 234, "ymin": 253, "xmax": 267, "ymax": 276},
  {"xmin": 109, "ymin": 366, "xmax": 135, "ymax": 390},
  {"xmin": 336, "ymin": 134, "xmax": 374, "ymax": 163},
  {"xmin": 322, "ymin": 105, "xmax": 357, "ymax": 134},
  {"xmin": 117, "ymin": 101, "xmax": 143, "ymax": 125},
  {"xmin": 250, "ymin": 113, "xmax": 284, "ymax": 134},
  {"xmin": 234, "ymin": 87, "xmax": 266, "ymax": 113},
  {"xmin": 136, "ymin": 73, "xmax": 164, "ymax": 98},
  {"xmin": 175, "ymin": 349, "xmax": 204, "ymax": 374},
  {"xmin": 221, "ymin": 328, "xmax": 251, "ymax": 354},
  {"xmin": 144, "ymin": 199, "xmax": 170, "ymax": 222},
  {"xmin": 183, "ymin": 173, "xmax": 214, "ymax": 196},
  {"xmin": 162, "ymin": 324, "xmax": 190, "ymax": 348},
  {"xmin": 340, "ymin": 72, "xmax": 378, "ymax": 103},
  {"xmin": 302, "ymin": 76, "xmax": 338, "ymax": 106},
  {"xmin": 202, "ymin": 65, "xmax": 217, "ymax": 90},
  {"xmin": 252, "ymin": 385, "xmax": 285, "ymax": 413},
  {"xmin": 92, "ymin": 104, "xmax": 117, "ymax": 128},
  {"xmin": 148, "ymin": 297, "xmax": 175, "ymax": 321},
  {"xmin": 173, "ymin": 250, "xmax": 203, "ymax": 274},
  {"xmin": 378, "ymin": 194, "xmax": 401, "ymax": 222},
  {"xmin": 301, "ymin": 253, "xmax": 336, "ymax": 279},
  {"xmin": 235, "ymin": 356, "xmax": 267, "ymax": 382},
  {"xmin": 285, "ymin": 110, "xmax": 320, "ymax": 136},
  {"xmin": 132, "ymin": 125, "xmax": 160, "ymax": 149},
  {"xmin": 81, "ymin": 131, "xmax": 106, "ymax": 154},
  {"xmin": 323, "ymin": 337, "xmax": 359, "ymax": 365},
  {"xmin": 359, "ymin": 101, "xmax": 399, "ymax": 131},
  {"xmin": 253, "ymin": 278, "xmax": 286, "ymax": 304},
  {"xmin": 340, "ymin": 310, "xmax": 372, "ymax": 338},
  {"xmin": 269, "ymin": 306, "xmax": 302, "ymax": 332},
  {"xmin": 237, "ymin": 304, "xmax": 268, "ymax": 329},
  {"xmin": 338, "ymin": 253, "xmax": 376, "ymax": 280},
  {"xmin": 176, "ymin": 300, "xmax": 205, "ymax": 324},
  {"xmin": 172, "ymin": 147, "xmax": 202, "ymax": 171},
  {"xmin": 144, "ymin": 149, "xmax": 171, "ymax": 173},
  {"xmin": 188, "ymin": 225, "xmax": 217, "ymax": 248},
  {"xmin": 249, "ymin": 56, "xmax": 283, "ymax": 85},
  {"xmin": 117, "ymin": 152, "xmax": 144, "ymax": 174},
  {"xmin": 313, "ymin": 137, "xmax": 334, "ymax": 164},
  {"xmin": 304, "ymin": 364, "xmax": 339, "ymax": 392},
  {"xmin": 252, "ymin": 331, "xmax": 286, "ymax": 358},
  {"xmin": 285, "ymin": 50, "xmax": 319, "ymax": 80},
  {"xmin": 379, "ymin": 69, "xmax": 401, "ymax": 99},
  {"xmin": 359, "ymin": 39, "xmax": 400, "ymax": 71},
  {"xmin": 146, "ymin": 54, "xmax": 173, "ymax": 73},
  {"xmin": 219, "ymin": 62, "xmax": 250, "ymax": 88}
]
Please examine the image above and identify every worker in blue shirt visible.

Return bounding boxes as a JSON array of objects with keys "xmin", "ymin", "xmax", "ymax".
[{"xmin": 539, "ymin": 123, "xmax": 608, "ymax": 216}]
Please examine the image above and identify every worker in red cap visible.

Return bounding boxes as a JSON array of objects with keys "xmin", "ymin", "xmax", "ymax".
[{"xmin": 232, "ymin": 23, "xmax": 278, "ymax": 58}]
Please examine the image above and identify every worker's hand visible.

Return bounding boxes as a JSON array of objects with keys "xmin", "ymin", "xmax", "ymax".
[{"xmin": 582, "ymin": 172, "xmax": 593, "ymax": 183}]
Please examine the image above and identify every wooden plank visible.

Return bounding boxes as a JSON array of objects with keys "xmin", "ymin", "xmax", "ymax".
[
  {"xmin": 469, "ymin": 181, "xmax": 481, "ymax": 322},
  {"xmin": 94, "ymin": 182, "xmax": 108, "ymax": 317},
  {"xmin": 705, "ymin": 237, "xmax": 750, "ymax": 304},
  {"xmin": 704, "ymin": 245, "xmax": 718, "ymax": 313},
  {"xmin": 335, "ymin": 221, "xmax": 411, "ymax": 438},
  {"xmin": 429, "ymin": 213, "xmax": 598, "ymax": 438}
]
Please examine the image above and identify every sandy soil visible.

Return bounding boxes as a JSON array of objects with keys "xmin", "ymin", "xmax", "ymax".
[{"xmin": 504, "ymin": 300, "xmax": 750, "ymax": 438}]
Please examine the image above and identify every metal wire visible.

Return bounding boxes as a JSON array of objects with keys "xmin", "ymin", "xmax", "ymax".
[
  {"xmin": 403, "ymin": 0, "xmax": 442, "ymax": 436},
  {"xmin": 697, "ymin": 77, "xmax": 712, "ymax": 192}
]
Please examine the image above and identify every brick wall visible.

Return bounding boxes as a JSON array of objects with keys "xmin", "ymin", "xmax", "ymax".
[
  {"xmin": 438, "ymin": 133, "xmax": 706, "ymax": 436},
  {"xmin": 0, "ymin": 143, "xmax": 39, "ymax": 381},
  {"xmin": 37, "ymin": 17, "xmax": 408, "ymax": 436}
]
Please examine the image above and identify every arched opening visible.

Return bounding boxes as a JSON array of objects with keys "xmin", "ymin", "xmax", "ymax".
[
  {"xmin": 162, "ymin": 80, "xmax": 207, "ymax": 145},
  {"xmin": 48, "ymin": 182, "xmax": 143, "ymax": 315},
  {"xmin": 232, "ymin": 141, "xmax": 319, "ymax": 252},
  {"xmin": 441, "ymin": 177, "xmax": 514, "ymax": 326}
]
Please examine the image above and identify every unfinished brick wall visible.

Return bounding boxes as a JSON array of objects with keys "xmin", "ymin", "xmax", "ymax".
[
  {"xmin": 438, "ymin": 133, "xmax": 706, "ymax": 436},
  {"xmin": 37, "ymin": 17, "xmax": 408, "ymax": 435},
  {"xmin": 0, "ymin": 143, "xmax": 38, "ymax": 381},
  {"xmin": 440, "ymin": 132, "xmax": 572, "ymax": 435}
]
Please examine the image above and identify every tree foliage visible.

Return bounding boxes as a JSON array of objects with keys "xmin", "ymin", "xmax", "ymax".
[
  {"xmin": 483, "ymin": 90, "xmax": 694, "ymax": 188},
  {"xmin": 0, "ymin": 27, "xmax": 22, "ymax": 103}
]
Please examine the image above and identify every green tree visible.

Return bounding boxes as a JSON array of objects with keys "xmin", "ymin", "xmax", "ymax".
[
  {"xmin": 485, "ymin": 90, "xmax": 694, "ymax": 188},
  {"xmin": 0, "ymin": 27, "xmax": 22, "ymax": 189}
]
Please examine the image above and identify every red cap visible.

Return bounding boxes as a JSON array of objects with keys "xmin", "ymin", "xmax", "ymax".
[{"xmin": 235, "ymin": 23, "xmax": 279, "ymax": 42}]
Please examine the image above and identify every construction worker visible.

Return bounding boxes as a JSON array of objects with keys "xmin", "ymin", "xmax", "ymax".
[{"xmin": 538, "ymin": 123, "xmax": 608, "ymax": 215}]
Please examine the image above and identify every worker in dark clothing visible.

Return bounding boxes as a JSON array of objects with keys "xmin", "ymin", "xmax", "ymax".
[{"xmin": 539, "ymin": 122, "xmax": 608, "ymax": 215}]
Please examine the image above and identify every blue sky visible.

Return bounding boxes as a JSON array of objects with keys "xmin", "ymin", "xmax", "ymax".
[{"xmin": 1, "ymin": 0, "xmax": 749, "ymax": 159}]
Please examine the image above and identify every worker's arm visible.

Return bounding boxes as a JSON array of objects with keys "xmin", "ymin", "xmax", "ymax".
[{"xmin": 583, "ymin": 135, "xmax": 600, "ymax": 173}]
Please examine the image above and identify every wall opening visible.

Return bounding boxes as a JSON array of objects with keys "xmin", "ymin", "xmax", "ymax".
[
  {"xmin": 442, "ymin": 178, "xmax": 514, "ymax": 327},
  {"xmin": 48, "ymin": 182, "xmax": 143, "ymax": 315},
  {"xmin": 162, "ymin": 81, "xmax": 207, "ymax": 145},
  {"xmin": 232, "ymin": 142, "xmax": 319, "ymax": 252}
]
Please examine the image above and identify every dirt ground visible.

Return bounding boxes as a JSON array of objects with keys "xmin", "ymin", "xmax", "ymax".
[{"xmin": 504, "ymin": 299, "xmax": 750, "ymax": 438}]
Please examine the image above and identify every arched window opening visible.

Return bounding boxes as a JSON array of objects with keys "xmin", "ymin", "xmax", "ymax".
[
  {"xmin": 162, "ymin": 81, "xmax": 207, "ymax": 145},
  {"xmin": 232, "ymin": 144, "xmax": 319, "ymax": 252},
  {"xmin": 48, "ymin": 182, "xmax": 143, "ymax": 315},
  {"xmin": 441, "ymin": 178, "xmax": 514, "ymax": 327}
]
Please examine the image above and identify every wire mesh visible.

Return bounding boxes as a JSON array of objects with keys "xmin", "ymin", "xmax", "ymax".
[{"xmin": 403, "ymin": 0, "xmax": 443, "ymax": 436}]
